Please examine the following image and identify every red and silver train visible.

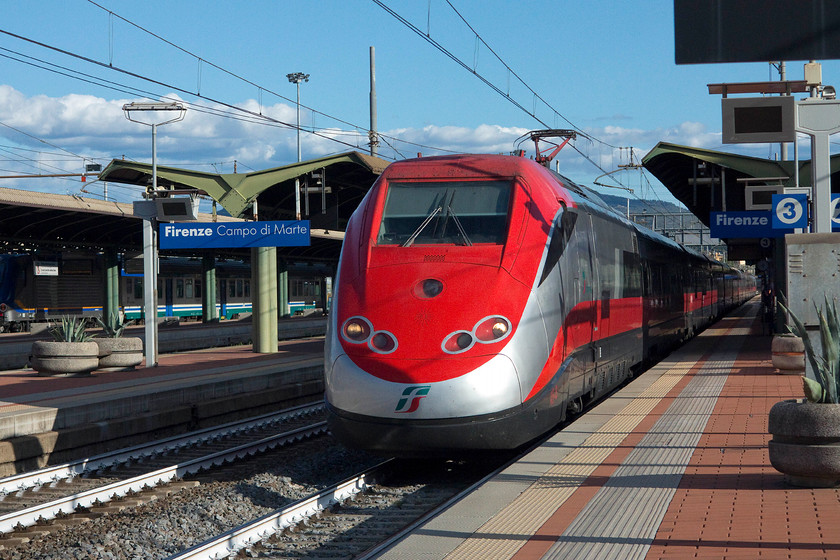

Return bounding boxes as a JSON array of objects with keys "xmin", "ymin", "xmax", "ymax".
[{"xmin": 325, "ymin": 154, "xmax": 753, "ymax": 456}]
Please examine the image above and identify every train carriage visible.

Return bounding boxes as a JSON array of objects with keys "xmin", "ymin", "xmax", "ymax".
[
  {"xmin": 0, "ymin": 253, "xmax": 331, "ymax": 331},
  {"xmin": 325, "ymin": 153, "xmax": 753, "ymax": 456}
]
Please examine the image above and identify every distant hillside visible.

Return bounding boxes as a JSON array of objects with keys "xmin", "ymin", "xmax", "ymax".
[{"xmin": 596, "ymin": 192, "xmax": 685, "ymax": 216}]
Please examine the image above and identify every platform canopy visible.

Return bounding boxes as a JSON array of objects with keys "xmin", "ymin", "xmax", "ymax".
[
  {"xmin": 642, "ymin": 141, "xmax": 840, "ymax": 260},
  {"xmin": 643, "ymin": 142, "xmax": 840, "ymax": 227},
  {"xmin": 99, "ymin": 151, "xmax": 389, "ymax": 228}
]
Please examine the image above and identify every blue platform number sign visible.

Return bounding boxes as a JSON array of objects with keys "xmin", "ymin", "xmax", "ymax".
[
  {"xmin": 772, "ymin": 193, "xmax": 808, "ymax": 229},
  {"xmin": 833, "ymin": 194, "xmax": 840, "ymax": 232}
]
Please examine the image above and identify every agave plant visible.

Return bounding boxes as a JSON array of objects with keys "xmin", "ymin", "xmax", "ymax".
[
  {"xmin": 781, "ymin": 296, "xmax": 840, "ymax": 404},
  {"xmin": 95, "ymin": 313, "xmax": 125, "ymax": 338},
  {"xmin": 48, "ymin": 316, "xmax": 93, "ymax": 343}
]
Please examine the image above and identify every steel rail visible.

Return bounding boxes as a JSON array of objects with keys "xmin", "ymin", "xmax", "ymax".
[
  {"xmin": 163, "ymin": 460, "xmax": 392, "ymax": 560},
  {"xmin": 0, "ymin": 421, "xmax": 328, "ymax": 534},
  {"xmin": 0, "ymin": 402, "xmax": 323, "ymax": 497}
]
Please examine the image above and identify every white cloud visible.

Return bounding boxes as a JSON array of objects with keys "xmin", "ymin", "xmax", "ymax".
[{"xmin": 0, "ymin": 85, "xmax": 735, "ymax": 207}]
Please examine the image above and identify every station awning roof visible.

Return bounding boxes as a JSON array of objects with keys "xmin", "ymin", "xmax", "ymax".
[
  {"xmin": 642, "ymin": 142, "xmax": 840, "ymax": 260},
  {"xmin": 643, "ymin": 142, "xmax": 840, "ymax": 226},
  {"xmin": 0, "ymin": 150, "xmax": 390, "ymax": 261},
  {"xmin": 99, "ymin": 151, "xmax": 389, "ymax": 222}
]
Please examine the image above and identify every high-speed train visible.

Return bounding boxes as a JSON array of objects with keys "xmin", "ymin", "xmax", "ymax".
[{"xmin": 324, "ymin": 154, "xmax": 753, "ymax": 456}]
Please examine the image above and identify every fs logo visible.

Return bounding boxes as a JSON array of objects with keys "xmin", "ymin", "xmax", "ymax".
[{"xmin": 394, "ymin": 385, "xmax": 431, "ymax": 413}]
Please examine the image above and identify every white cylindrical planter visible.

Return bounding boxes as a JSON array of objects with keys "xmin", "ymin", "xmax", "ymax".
[
  {"xmin": 771, "ymin": 334, "xmax": 805, "ymax": 373},
  {"xmin": 30, "ymin": 341, "xmax": 99, "ymax": 376},
  {"xmin": 95, "ymin": 337, "xmax": 144, "ymax": 370}
]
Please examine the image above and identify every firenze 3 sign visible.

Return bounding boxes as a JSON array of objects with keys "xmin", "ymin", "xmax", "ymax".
[{"xmin": 159, "ymin": 221, "xmax": 310, "ymax": 249}]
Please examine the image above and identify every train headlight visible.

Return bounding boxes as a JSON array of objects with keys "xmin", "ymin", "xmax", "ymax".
[
  {"xmin": 369, "ymin": 331, "xmax": 398, "ymax": 354},
  {"xmin": 443, "ymin": 331, "xmax": 474, "ymax": 354},
  {"xmin": 342, "ymin": 316, "xmax": 372, "ymax": 343},
  {"xmin": 474, "ymin": 316, "xmax": 512, "ymax": 342},
  {"xmin": 443, "ymin": 315, "xmax": 512, "ymax": 354},
  {"xmin": 413, "ymin": 278, "xmax": 444, "ymax": 299}
]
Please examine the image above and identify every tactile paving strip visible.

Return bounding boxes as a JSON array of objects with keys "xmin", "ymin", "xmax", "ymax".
[{"xmin": 377, "ymin": 309, "xmax": 753, "ymax": 560}]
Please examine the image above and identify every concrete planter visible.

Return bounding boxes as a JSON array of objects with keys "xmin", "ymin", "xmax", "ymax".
[
  {"xmin": 769, "ymin": 399, "xmax": 840, "ymax": 487},
  {"xmin": 771, "ymin": 334, "xmax": 805, "ymax": 373},
  {"xmin": 30, "ymin": 341, "xmax": 99, "ymax": 377},
  {"xmin": 95, "ymin": 337, "xmax": 143, "ymax": 370}
]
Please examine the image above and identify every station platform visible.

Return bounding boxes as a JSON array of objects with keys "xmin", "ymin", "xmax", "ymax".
[
  {"xmin": 0, "ymin": 338, "xmax": 325, "ymax": 475},
  {"xmin": 378, "ymin": 301, "xmax": 840, "ymax": 560}
]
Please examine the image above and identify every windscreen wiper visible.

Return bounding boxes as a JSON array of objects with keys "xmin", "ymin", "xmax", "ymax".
[
  {"xmin": 447, "ymin": 205, "xmax": 472, "ymax": 246},
  {"xmin": 401, "ymin": 206, "xmax": 442, "ymax": 247}
]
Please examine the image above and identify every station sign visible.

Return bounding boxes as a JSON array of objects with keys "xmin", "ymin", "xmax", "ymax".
[
  {"xmin": 769, "ymin": 193, "xmax": 840, "ymax": 231},
  {"xmin": 159, "ymin": 221, "xmax": 310, "ymax": 249},
  {"xmin": 833, "ymin": 194, "xmax": 840, "ymax": 232},
  {"xmin": 709, "ymin": 211, "xmax": 793, "ymax": 238},
  {"xmin": 33, "ymin": 261, "xmax": 58, "ymax": 276},
  {"xmin": 771, "ymin": 193, "xmax": 808, "ymax": 229}
]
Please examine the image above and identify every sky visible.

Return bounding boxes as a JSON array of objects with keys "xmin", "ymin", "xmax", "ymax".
[{"xmin": 1, "ymin": 0, "xmax": 839, "ymax": 211}]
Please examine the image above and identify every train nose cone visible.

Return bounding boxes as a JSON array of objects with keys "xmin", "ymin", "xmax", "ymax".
[{"xmin": 326, "ymin": 353, "xmax": 522, "ymax": 420}]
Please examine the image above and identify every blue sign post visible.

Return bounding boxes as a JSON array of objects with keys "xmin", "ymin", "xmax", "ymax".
[
  {"xmin": 771, "ymin": 193, "xmax": 808, "ymax": 230},
  {"xmin": 832, "ymin": 194, "xmax": 840, "ymax": 232},
  {"xmin": 159, "ymin": 220, "xmax": 310, "ymax": 249},
  {"xmin": 710, "ymin": 211, "xmax": 793, "ymax": 238}
]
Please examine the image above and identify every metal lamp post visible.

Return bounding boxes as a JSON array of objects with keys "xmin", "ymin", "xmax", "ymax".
[
  {"xmin": 286, "ymin": 72, "xmax": 309, "ymax": 163},
  {"xmin": 122, "ymin": 101, "xmax": 186, "ymax": 367}
]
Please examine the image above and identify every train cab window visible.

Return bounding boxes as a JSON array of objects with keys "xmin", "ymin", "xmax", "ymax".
[{"xmin": 376, "ymin": 180, "xmax": 511, "ymax": 246}]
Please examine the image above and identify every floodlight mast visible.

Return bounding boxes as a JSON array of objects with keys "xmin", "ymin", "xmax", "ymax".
[
  {"xmin": 122, "ymin": 101, "xmax": 186, "ymax": 368},
  {"xmin": 286, "ymin": 72, "xmax": 309, "ymax": 163},
  {"xmin": 123, "ymin": 102, "xmax": 186, "ymax": 196}
]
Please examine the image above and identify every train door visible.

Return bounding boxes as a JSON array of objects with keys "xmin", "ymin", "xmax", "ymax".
[
  {"xmin": 219, "ymin": 279, "xmax": 228, "ymax": 319},
  {"xmin": 164, "ymin": 278, "xmax": 174, "ymax": 318},
  {"xmin": 561, "ymin": 209, "xmax": 596, "ymax": 402}
]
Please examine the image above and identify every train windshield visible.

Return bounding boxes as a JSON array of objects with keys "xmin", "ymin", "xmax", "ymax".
[{"xmin": 377, "ymin": 180, "xmax": 511, "ymax": 246}]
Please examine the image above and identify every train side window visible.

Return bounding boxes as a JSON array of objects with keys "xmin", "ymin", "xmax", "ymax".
[
  {"xmin": 228, "ymin": 281, "xmax": 236, "ymax": 299},
  {"xmin": 185, "ymin": 278, "xmax": 194, "ymax": 299},
  {"xmin": 195, "ymin": 279, "xmax": 202, "ymax": 299},
  {"xmin": 125, "ymin": 278, "xmax": 133, "ymax": 296},
  {"xmin": 539, "ymin": 209, "xmax": 576, "ymax": 286},
  {"xmin": 244, "ymin": 280, "xmax": 250, "ymax": 299},
  {"xmin": 176, "ymin": 279, "xmax": 185, "ymax": 299},
  {"xmin": 133, "ymin": 279, "xmax": 143, "ymax": 300},
  {"xmin": 236, "ymin": 279, "xmax": 243, "ymax": 298}
]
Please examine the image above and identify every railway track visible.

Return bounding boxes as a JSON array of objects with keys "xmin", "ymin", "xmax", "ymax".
[
  {"xmin": 168, "ymin": 455, "xmax": 513, "ymax": 560},
  {"xmin": 0, "ymin": 428, "xmax": 511, "ymax": 559},
  {"xmin": 0, "ymin": 403, "xmax": 326, "ymax": 547}
]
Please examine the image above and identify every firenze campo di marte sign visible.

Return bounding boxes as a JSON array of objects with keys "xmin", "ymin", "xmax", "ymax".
[{"xmin": 159, "ymin": 221, "xmax": 310, "ymax": 249}]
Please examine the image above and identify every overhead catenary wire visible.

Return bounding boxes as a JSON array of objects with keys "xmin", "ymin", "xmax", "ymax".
[
  {"xmin": 2, "ymin": 3, "xmax": 675, "ymax": 214},
  {"xmin": 374, "ymin": 0, "xmax": 683, "ymax": 217},
  {"xmin": 0, "ymin": 39, "xmax": 457, "ymax": 162}
]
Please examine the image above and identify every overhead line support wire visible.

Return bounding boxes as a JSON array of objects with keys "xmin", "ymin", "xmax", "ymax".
[{"xmin": 0, "ymin": 28, "xmax": 367, "ymax": 153}]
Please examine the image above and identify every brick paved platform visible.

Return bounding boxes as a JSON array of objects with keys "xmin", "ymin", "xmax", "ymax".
[{"xmin": 377, "ymin": 301, "xmax": 840, "ymax": 560}]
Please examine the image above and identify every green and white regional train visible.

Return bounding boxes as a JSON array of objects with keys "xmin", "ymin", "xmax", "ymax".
[{"xmin": 0, "ymin": 253, "xmax": 330, "ymax": 332}]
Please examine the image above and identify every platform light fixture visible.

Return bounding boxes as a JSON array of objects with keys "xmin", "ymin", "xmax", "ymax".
[
  {"xmin": 122, "ymin": 101, "xmax": 186, "ymax": 368},
  {"xmin": 286, "ymin": 72, "xmax": 309, "ymax": 163}
]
